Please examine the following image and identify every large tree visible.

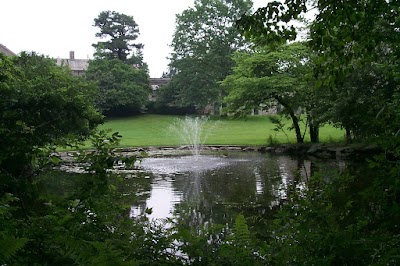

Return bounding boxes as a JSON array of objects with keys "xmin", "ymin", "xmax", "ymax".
[
  {"xmin": 237, "ymin": 0, "xmax": 399, "ymax": 87},
  {"xmin": 89, "ymin": 11, "xmax": 151, "ymax": 116},
  {"xmin": 222, "ymin": 42, "xmax": 316, "ymax": 143},
  {"xmin": 85, "ymin": 58, "xmax": 150, "ymax": 116},
  {"xmin": 93, "ymin": 10, "xmax": 143, "ymax": 62},
  {"xmin": 237, "ymin": 0, "xmax": 400, "ymax": 139},
  {"xmin": 0, "ymin": 52, "xmax": 102, "ymax": 184},
  {"xmin": 162, "ymin": 0, "xmax": 254, "ymax": 113}
]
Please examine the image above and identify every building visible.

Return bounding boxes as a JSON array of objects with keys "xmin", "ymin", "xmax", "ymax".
[
  {"xmin": 0, "ymin": 43, "xmax": 16, "ymax": 56},
  {"xmin": 55, "ymin": 51, "xmax": 89, "ymax": 76},
  {"xmin": 149, "ymin": 78, "xmax": 170, "ymax": 101}
]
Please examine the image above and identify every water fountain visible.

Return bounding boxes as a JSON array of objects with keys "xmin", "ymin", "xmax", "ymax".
[
  {"xmin": 134, "ymin": 116, "xmax": 342, "ymax": 222},
  {"xmin": 169, "ymin": 116, "xmax": 212, "ymax": 157},
  {"xmin": 141, "ymin": 116, "xmax": 228, "ymax": 174}
]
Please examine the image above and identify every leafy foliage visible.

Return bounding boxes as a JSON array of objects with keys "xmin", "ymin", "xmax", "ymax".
[
  {"xmin": 236, "ymin": 0, "xmax": 399, "ymax": 142},
  {"xmin": 266, "ymin": 146, "xmax": 400, "ymax": 265},
  {"xmin": 161, "ymin": 0, "xmax": 253, "ymax": 112},
  {"xmin": 0, "ymin": 52, "xmax": 102, "ymax": 190},
  {"xmin": 0, "ymin": 194, "xmax": 28, "ymax": 264},
  {"xmin": 222, "ymin": 42, "xmax": 315, "ymax": 142},
  {"xmin": 90, "ymin": 11, "xmax": 151, "ymax": 117},
  {"xmin": 93, "ymin": 10, "xmax": 143, "ymax": 63},
  {"xmin": 85, "ymin": 58, "xmax": 151, "ymax": 116},
  {"xmin": 313, "ymin": 62, "xmax": 400, "ymax": 141},
  {"xmin": 238, "ymin": 0, "xmax": 400, "ymax": 87}
]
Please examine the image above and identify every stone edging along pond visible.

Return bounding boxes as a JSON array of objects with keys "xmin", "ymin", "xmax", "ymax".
[{"xmin": 113, "ymin": 143, "xmax": 381, "ymax": 160}]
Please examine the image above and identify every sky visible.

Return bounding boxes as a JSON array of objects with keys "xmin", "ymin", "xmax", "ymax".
[{"xmin": 0, "ymin": 0, "xmax": 266, "ymax": 78}]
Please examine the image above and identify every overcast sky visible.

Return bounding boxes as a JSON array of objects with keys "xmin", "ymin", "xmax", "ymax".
[{"xmin": 1, "ymin": 0, "xmax": 265, "ymax": 77}]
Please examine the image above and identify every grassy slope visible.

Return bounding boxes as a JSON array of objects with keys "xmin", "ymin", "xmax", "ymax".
[{"xmin": 97, "ymin": 114, "xmax": 344, "ymax": 147}]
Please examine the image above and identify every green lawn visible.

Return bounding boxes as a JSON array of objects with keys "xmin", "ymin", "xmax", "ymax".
[{"xmin": 97, "ymin": 114, "xmax": 344, "ymax": 147}]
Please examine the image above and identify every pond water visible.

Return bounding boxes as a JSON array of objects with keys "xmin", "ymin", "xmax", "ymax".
[{"xmin": 130, "ymin": 151, "xmax": 344, "ymax": 224}]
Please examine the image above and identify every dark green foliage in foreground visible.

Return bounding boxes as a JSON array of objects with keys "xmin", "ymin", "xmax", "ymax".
[
  {"xmin": 0, "ymin": 131, "xmax": 179, "ymax": 265},
  {"xmin": 264, "ymin": 141, "xmax": 400, "ymax": 265},
  {"xmin": 0, "ymin": 52, "xmax": 102, "ymax": 192},
  {"xmin": 171, "ymin": 209, "xmax": 266, "ymax": 266}
]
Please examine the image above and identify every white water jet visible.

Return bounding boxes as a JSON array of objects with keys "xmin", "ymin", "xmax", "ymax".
[{"xmin": 169, "ymin": 116, "xmax": 215, "ymax": 157}]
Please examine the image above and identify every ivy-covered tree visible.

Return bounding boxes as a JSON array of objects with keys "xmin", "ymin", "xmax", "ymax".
[
  {"xmin": 222, "ymin": 42, "xmax": 315, "ymax": 143},
  {"xmin": 162, "ymin": 0, "xmax": 254, "ymax": 113},
  {"xmin": 93, "ymin": 10, "xmax": 143, "ymax": 63}
]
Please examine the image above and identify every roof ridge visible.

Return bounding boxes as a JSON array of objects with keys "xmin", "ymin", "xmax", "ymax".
[{"xmin": 0, "ymin": 43, "xmax": 16, "ymax": 56}]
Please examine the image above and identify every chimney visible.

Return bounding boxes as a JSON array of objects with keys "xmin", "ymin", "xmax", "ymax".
[{"xmin": 69, "ymin": 51, "xmax": 75, "ymax": 60}]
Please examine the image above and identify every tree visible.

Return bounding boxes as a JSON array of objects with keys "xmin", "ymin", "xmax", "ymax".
[
  {"xmin": 237, "ymin": 0, "xmax": 400, "ymax": 140},
  {"xmin": 222, "ymin": 42, "xmax": 315, "ymax": 143},
  {"xmin": 90, "ymin": 11, "xmax": 151, "ymax": 116},
  {"xmin": 0, "ymin": 53, "xmax": 178, "ymax": 265},
  {"xmin": 237, "ymin": 0, "xmax": 399, "ymax": 88},
  {"xmin": 232, "ymin": 3, "xmax": 400, "ymax": 263},
  {"xmin": 313, "ymin": 61, "xmax": 399, "ymax": 142},
  {"xmin": 85, "ymin": 58, "xmax": 151, "ymax": 116},
  {"xmin": 93, "ymin": 10, "xmax": 143, "ymax": 63},
  {"xmin": 163, "ymin": 0, "xmax": 254, "ymax": 113},
  {"xmin": 0, "ymin": 52, "xmax": 102, "ymax": 187}
]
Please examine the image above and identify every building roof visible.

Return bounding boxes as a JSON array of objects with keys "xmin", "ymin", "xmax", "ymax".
[
  {"xmin": 56, "ymin": 58, "xmax": 89, "ymax": 71},
  {"xmin": 0, "ymin": 43, "xmax": 16, "ymax": 56}
]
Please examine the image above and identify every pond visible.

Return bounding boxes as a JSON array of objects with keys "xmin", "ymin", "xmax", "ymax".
[{"xmin": 129, "ymin": 151, "xmax": 345, "ymax": 225}]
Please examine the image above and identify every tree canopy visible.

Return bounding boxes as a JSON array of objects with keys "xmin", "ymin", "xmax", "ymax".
[
  {"xmin": 85, "ymin": 58, "xmax": 150, "ymax": 116},
  {"xmin": 161, "ymin": 0, "xmax": 254, "ymax": 113},
  {"xmin": 93, "ymin": 10, "xmax": 143, "ymax": 63},
  {"xmin": 0, "ymin": 52, "xmax": 102, "ymax": 183},
  {"xmin": 222, "ymin": 42, "xmax": 315, "ymax": 142},
  {"xmin": 89, "ymin": 11, "xmax": 151, "ymax": 116},
  {"xmin": 237, "ymin": 0, "xmax": 399, "ymax": 87},
  {"xmin": 236, "ymin": 0, "xmax": 399, "ymax": 140}
]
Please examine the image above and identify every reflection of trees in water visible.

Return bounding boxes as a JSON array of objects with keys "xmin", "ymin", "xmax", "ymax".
[
  {"xmin": 172, "ymin": 154, "xmax": 317, "ymax": 227},
  {"xmin": 132, "ymin": 153, "xmax": 344, "ymax": 228}
]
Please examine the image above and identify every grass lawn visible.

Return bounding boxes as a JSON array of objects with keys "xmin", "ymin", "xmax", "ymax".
[{"xmin": 96, "ymin": 114, "xmax": 344, "ymax": 147}]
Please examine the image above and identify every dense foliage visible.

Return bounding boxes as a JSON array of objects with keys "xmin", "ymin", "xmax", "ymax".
[
  {"xmin": 85, "ymin": 58, "xmax": 150, "ymax": 116},
  {"xmin": 1, "ymin": 0, "xmax": 399, "ymax": 264},
  {"xmin": 89, "ymin": 11, "xmax": 151, "ymax": 116},
  {"xmin": 0, "ymin": 52, "xmax": 102, "ymax": 184},
  {"xmin": 222, "ymin": 42, "xmax": 319, "ymax": 143},
  {"xmin": 159, "ymin": 0, "xmax": 254, "ymax": 113},
  {"xmin": 93, "ymin": 10, "xmax": 143, "ymax": 63},
  {"xmin": 265, "ymin": 156, "xmax": 400, "ymax": 265},
  {"xmin": 226, "ymin": 0, "xmax": 400, "ymax": 142}
]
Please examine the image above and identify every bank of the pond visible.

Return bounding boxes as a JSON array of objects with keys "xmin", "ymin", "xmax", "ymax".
[{"xmin": 106, "ymin": 142, "xmax": 381, "ymax": 160}]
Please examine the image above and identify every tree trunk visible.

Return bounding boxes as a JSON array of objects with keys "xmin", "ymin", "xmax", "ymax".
[
  {"xmin": 345, "ymin": 127, "xmax": 352, "ymax": 144},
  {"xmin": 309, "ymin": 123, "xmax": 319, "ymax": 143},
  {"xmin": 289, "ymin": 111, "xmax": 304, "ymax": 143},
  {"xmin": 274, "ymin": 95, "xmax": 303, "ymax": 143}
]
